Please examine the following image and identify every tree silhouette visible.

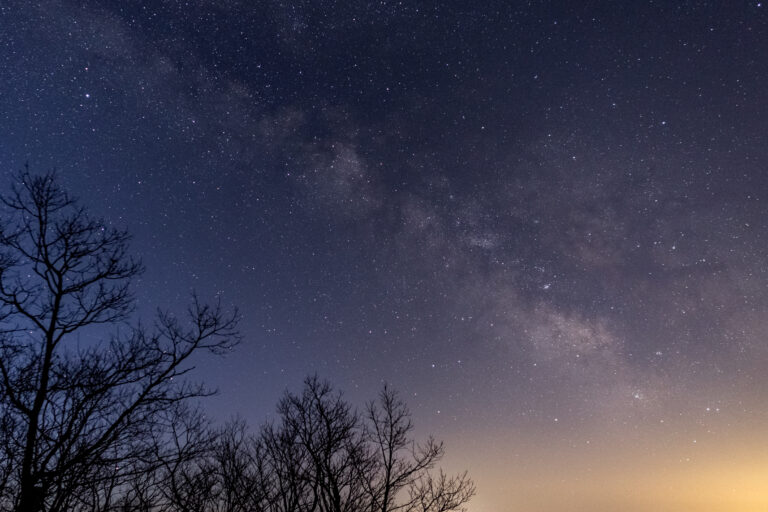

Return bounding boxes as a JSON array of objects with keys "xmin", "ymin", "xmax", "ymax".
[
  {"xmin": 0, "ymin": 170, "xmax": 473, "ymax": 512},
  {"xmin": 207, "ymin": 377, "xmax": 475, "ymax": 512},
  {"xmin": 362, "ymin": 385, "xmax": 473, "ymax": 512},
  {"xmin": 0, "ymin": 170, "xmax": 239, "ymax": 512}
]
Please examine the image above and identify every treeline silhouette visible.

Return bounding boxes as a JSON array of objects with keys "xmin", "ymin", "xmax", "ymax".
[{"xmin": 0, "ymin": 170, "xmax": 474, "ymax": 512}]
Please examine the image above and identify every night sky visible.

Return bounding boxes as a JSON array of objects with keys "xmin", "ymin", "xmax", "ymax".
[{"xmin": 3, "ymin": 1, "xmax": 768, "ymax": 510}]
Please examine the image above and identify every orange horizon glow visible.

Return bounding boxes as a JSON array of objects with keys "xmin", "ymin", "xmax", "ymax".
[{"xmin": 440, "ymin": 420, "xmax": 768, "ymax": 512}]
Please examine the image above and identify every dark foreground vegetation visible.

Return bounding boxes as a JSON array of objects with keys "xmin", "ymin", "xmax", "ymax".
[{"xmin": 0, "ymin": 170, "xmax": 474, "ymax": 512}]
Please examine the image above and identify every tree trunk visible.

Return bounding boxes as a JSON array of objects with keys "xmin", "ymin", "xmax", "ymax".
[{"xmin": 17, "ymin": 484, "xmax": 45, "ymax": 512}]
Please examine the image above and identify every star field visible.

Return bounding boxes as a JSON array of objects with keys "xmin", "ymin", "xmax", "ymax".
[{"xmin": 3, "ymin": 1, "xmax": 768, "ymax": 510}]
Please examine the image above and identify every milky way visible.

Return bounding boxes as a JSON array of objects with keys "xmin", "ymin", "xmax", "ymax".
[{"xmin": 3, "ymin": 2, "xmax": 768, "ymax": 510}]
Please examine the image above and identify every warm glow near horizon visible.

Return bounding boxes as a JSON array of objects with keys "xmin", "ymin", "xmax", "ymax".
[
  {"xmin": 457, "ymin": 444, "xmax": 768, "ymax": 511},
  {"xmin": 437, "ymin": 410, "xmax": 768, "ymax": 512}
]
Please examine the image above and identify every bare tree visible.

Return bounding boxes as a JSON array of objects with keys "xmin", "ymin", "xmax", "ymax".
[
  {"xmin": 273, "ymin": 376, "xmax": 370, "ymax": 512},
  {"xmin": 212, "ymin": 419, "xmax": 274, "ymax": 512},
  {"xmin": 133, "ymin": 377, "xmax": 475, "ymax": 512},
  {"xmin": 406, "ymin": 471, "xmax": 474, "ymax": 512},
  {"xmin": 0, "ymin": 170, "xmax": 239, "ymax": 512},
  {"xmin": 217, "ymin": 378, "xmax": 475, "ymax": 512},
  {"xmin": 362, "ymin": 386, "xmax": 466, "ymax": 512}
]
